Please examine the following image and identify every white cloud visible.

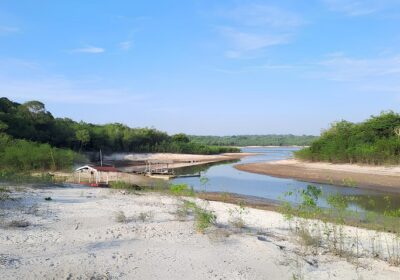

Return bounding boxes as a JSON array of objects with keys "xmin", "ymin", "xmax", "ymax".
[
  {"xmin": 219, "ymin": 27, "xmax": 290, "ymax": 52},
  {"xmin": 318, "ymin": 53, "xmax": 400, "ymax": 81},
  {"xmin": 215, "ymin": 4, "xmax": 303, "ymax": 58},
  {"xmin": 119, "ymin": 40, "xmax": 133, "ymax": 50},
  {"xmin": 223, "ymin": 4, "xmax": 304, "ymax": 27},
  {"xmin": 0, "ymin": 77, "xmax": 146, "ymax": 105},
  {"xmin": 71, "ymin": 46, "xmax": 105, "ymax": 54},
  {"xmin": 322, "ymin": 0, "xmax": 400, "ymax": 16},
  {"xmin": 0, "ymin": 26, "xmax": 19, "ymax": 34},
  {"xmin": 0, "ymin": 58, "xmax": 146, "ymax": 105},
  {"xmin": 214, "ymin": 63, "xmax": 297, "ymax": 74},
  {"xmin": 313, "ymin": 53, "xmax": 400, "ymax": 94}
]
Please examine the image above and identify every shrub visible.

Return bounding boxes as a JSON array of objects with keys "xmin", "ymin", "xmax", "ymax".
[
  {"xmin": 295, "ymin": 111, "xmax": 400, "ymax": 165},
  {"xmin": 169, "ymin": 184, "xmax": 195, "ymax": 196},
  {"xmin": 194, "ymin": 208, "xmax": 216, "ymax": 233}
]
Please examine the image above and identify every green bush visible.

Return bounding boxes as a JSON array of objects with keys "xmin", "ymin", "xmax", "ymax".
[
  {"xmin": 0, "ymin": 137, "xmax": 80, "ymax": 172},
  {"xmin": 194, "ymin": 208, "xmax": 216, "ymax": 233},
  {"xmin": 295, "ymin": 111, "xmax": 400, "ymax": 165},
  {"xmin": 169, "ymin": 184, "xmax": 195, "ymax": 196}
]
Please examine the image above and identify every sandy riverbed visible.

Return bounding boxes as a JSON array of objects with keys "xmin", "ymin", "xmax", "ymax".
[
  {"xmin": 1, "ymin": 184, "xmax": 399, "ymax": 279},
  {"xmin": 235, "ymin": 159, "xmax": 400, "ymax": 192},
  {"xmin": 104, "ymin": 152, "xmax": 254, "ymax": 172}
]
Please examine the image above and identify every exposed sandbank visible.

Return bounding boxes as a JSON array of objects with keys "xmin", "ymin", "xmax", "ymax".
[
  {"xmin": 1, "ymin": 185, "xmax": 399, "ymax": 279},
  {"xmin": 235, "ymin": 159, "xmax": 400, "ymax": 193},
  {"xmin": 105, "ymin": 152, "xmax": 255, "ymax": 172}
]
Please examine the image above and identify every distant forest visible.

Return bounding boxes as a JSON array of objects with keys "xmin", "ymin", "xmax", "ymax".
[
  {"xmin": 190, "ymin": 135, "xmax": 317, "ymax": 147},
  {"xmin": 295, "ymin": 112, "xmax": 400, "ymax": 165},
  {"xmin": 0, "ymin": 98, "xmax": 238, "ymax": 171}
]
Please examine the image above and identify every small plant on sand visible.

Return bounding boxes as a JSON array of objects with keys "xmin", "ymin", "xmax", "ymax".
[
  {"xmin": 115, "ymin": 211, "xmax": 127, "ymax": 223},
  {"xmin": 385, "ymin": 235, "xmax": 400, "ymax": 266},
  {"xmin": 175, "ymin": 200, "xmax": 196, "ymax": 220},
  {"xmin": 176, "ymin": 200, "xmax": 216, "ymax": 233},
  {"xmin": 194, "ymin": 207, "xmax": 216, "ymax": 233},
  {"xmin": 281, "ymin": 185, "xmax": 324, "ymax": 252},
  {"xmin": 138, "ymin": 211, "xmax": 153, "ymax": 222},
  {"xmin": 326, "ymin": 193, "xmax": 348, "ymax": 256},
  {"xmin": 169, "ymin": 184, "xmax": 194, "ymax": 196},
  {"xmin": 228, "ymin": 202, "xmax": 249, "ymax": 229}
]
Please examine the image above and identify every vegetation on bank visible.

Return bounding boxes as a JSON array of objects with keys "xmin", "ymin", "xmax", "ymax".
[
  {"xmin": 0, "ymin": 133, "xmax": 82, "ymax": 172},
  {"xmin": 295, "ymin": 111, "xmax": 400, "ymax": 165},
  {"xmin": 0, "ymin": 97, "xmax": 238, "ymax": 156},
  {"xmin": 281, "ymin": 185, "xmax": 400, "ymax": 266},
  {"xmin": 190, "ymin": 134, "xmax": 317, "ymax": 147}
]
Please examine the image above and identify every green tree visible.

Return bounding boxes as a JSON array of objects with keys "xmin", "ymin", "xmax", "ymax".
[{"xmin": 76, "ymin": 129, "xmax": 90, "ymax": 152}]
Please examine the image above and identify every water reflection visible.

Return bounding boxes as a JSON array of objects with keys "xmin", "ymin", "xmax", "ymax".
[{"xmin": 172, "ymin": 147, "xmax": 400, "ymax": 213}]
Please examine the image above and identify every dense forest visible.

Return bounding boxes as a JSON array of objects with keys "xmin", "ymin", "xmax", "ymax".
[
  {"xmin": 189, "ymin": 135, "xmax": 317, "ymax": 147},
  {"xmin": 295, "ymin": 112, "xmax": 400, "ymax": 165},
  {"xmin": 0, "ymin": 97, "xmax": 238, "ymax": 171}
]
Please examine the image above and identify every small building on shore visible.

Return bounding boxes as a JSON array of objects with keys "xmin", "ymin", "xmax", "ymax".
[{"xmin": 74, "ymin": 165, "xmax": 119, "ymax": 186}]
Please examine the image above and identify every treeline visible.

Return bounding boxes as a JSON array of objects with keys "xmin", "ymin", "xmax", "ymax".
[
  {"xmin": 295, "ymin": 112, "xmax": 400, "ymax": 165},
  {"xmin": 0, "ymin": 97, "xmax": 238, "ymax": 156},
  {"xmin": 189, "ymin": 134, "xmax": 317, "ymax": 147}
]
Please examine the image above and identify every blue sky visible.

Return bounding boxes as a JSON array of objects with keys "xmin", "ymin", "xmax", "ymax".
[{"xmin": 1, "ymin": 0, "xmax": 400, "ymax": 135}]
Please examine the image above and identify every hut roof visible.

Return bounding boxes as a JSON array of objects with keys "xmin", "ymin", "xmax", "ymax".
[{"xmin": 75, "ymin": 165, "xmax": 119, "ymax": 173}]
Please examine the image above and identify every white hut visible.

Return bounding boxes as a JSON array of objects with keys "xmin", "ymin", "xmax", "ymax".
[{"xmin": 75, "ymin": 165, "xmax": 119, "ymax": 186}]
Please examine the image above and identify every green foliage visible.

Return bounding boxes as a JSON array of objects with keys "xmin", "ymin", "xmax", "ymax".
[
  {"xmin": 194, "ymin": 208, "xmax": 216, "ymax": 233},
  {"xmin": 169, "ymin": 184, "xmax": 195, "ymax": 196},
  {"xmin": 295, "ymin": 111, "xmax": 400, "ymax": 165},
  {"xmin": 282, "ymin": 185, "xmax": 322, "ymax": 219},
  {"xmin": 171, "ymin": 133, "xmax": 190, "ymax": 143},
  {"xmin": 0, "ymin": 136, "xmax": 80, "ymax": 172},
  {"xmin": 0, "ymin": 97, "xmax": 238, "ymax": 155},
  {"xmin": 190, "ymin": 134, "xmax": 317, "ymax": 147}
]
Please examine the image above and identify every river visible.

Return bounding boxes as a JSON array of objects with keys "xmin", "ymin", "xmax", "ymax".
[{"xmin": 172, "ymin": 147, "xmax": 400, "ymax": 213}]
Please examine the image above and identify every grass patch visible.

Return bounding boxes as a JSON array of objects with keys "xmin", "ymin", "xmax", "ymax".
[
  {"xmin": 177, "ymin": 199, "xmax": 216, "ymax": 233},
  {"xmin": 169, "ymin": 184, "xmax": 195, "ymax": 196},
  {"xmin": 228, "ymin": 203, "xmax": 249, "ymax": 229},
  {"xmin": 110, "ymin": 181, "xmax": 142, "ymax": 191},
  {"xmin": 194, "ymin": 208, "xmax": 216, "ymax": 233}
]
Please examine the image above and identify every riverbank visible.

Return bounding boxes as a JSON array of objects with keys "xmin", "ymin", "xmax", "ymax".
[
  {"xmin": 235, "ymin": 159, "xmax": 400, "ymax": 193},
  {"xmin": 1, "ymin": 184, "xmax": 399, "ymax": 279},
  {"xmin": 105, "ymin": 152, "xmax": 255, "ymax": 172}
]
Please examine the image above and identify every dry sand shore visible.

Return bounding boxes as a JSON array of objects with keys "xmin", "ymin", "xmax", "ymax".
[
  {"xmin": 235, "ymin": 159, "xmax": 400, "ymax": 192},
  {"xmin": 105, "ymin": 152, "xmax": 254, "ymax": 172},
  {"xmin": 1, "ymin": 185, "xmax": 399, "ymax": 279}
]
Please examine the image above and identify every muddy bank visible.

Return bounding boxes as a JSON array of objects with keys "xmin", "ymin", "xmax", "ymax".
[{"xmin": 235, "ymin": 159, "xmax": 400, "ymax": 193}]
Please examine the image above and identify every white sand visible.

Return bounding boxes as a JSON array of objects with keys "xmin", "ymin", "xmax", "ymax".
[
  {"xmin": 1, "ymin": 185, "xmax": 399, "ymax": 279},
  {"xmin": 104, "ymin": 152, "xmax": 252, "ymax": 162}
]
